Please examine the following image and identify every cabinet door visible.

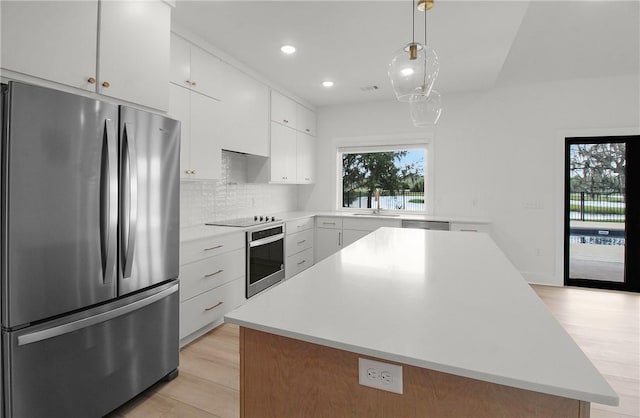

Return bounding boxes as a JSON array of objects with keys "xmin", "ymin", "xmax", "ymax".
[
  {"xmin": 219, "ymin": 62, "xmax": 270, "ymax": 156},
  {"xmin": 296, "ymin": 104, "xmax": 316, "ymax": 136},
  {"xmin": 190, "ymin": 91, "xmax": 222, "ymax": 180},
  {"xmin": 170, "ymin": 33, "xmax": 192, "ymax": 89},
  {"xmin": 342, "ymin": 229, "xmax": 370, "ymax": 248},
  {"xmin": 271, "ymin": 90, "xmax": 297, "ymax": 128},
  {"xmin": 168, "ymin": 84, "xmax": 192, "ymax": 179},
  {"xmin": 296, "ymin": 132, "xmax": 315, "ymax": 183},
  {"xmin": 0, "ymin": 1, "xmax": 98, "ymax": 91},
  {"xmin": 270, "ymin": 123, "xmax": 296, "ymax": 183},
  {"xmin": 315, "ymin": 228, "xmax": 342, "ymax": 262},
  {"xmin": 190, "ymin": 45, "xmax": 226, "ymax": 100},
  {"xmin": 98, "ymin": 0, "xmax": 171, "ymax": 111}
]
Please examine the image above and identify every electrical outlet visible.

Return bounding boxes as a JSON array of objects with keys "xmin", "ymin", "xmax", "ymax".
[{"xmin": 358, "ymin": 358, "xmax": 403, "ymax": 394}]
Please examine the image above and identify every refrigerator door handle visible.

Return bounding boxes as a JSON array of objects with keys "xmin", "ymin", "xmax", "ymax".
[
  {"xmin": 17, "ymin": 284, "xmax": 178, "ymax": 346},
  {"xmin": 100, "ymin": 119, "xmax": 118, "ymax": 284},
  {"xmin": 122, "ymin": 122, "xmax": 138, "ymax": 279}
]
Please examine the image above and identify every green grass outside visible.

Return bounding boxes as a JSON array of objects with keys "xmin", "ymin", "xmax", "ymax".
[{"xmin": 569, "ymin": 204, "xmax": 625, "ymax": 215}]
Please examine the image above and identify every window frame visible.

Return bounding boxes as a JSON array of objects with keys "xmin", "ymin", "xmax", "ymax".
[{"xmin": 334, "ymin": 134, "xmax": 434, "ymax": 215}]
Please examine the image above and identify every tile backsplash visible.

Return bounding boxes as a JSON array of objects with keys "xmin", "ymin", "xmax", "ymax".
[{"xmin": 180, "ymin": 151, "xmax": 298, "ymax": 227}]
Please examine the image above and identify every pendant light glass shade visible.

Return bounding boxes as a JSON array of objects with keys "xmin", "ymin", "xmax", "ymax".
[
  {"xmin": 388, "ymin": 42, "xmax": 439, "ymax": 102},
  {"xmin": 410, "ymin": 89, "xmax": 442, "ymax": 126}
]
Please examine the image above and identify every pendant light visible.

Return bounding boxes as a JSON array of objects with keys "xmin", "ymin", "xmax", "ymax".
[
  {"xmin": 410, "ymin": 89, "xmax": 442, "ymax": 126},
  {"xmin": 409, "ymin": 0, "xmax": 443, "ymax": 126},
  {"xmin": 388, "ymin": 0, "xmax": 439, "ymax": 102}
]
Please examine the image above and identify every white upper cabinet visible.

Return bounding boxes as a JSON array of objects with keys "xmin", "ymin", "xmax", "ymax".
[
  {"xmin": 169, "ymin": 84, "xmax": 222, "ymax": 180},
  {"xmin": 99, "ymin": 1, "xmax": 171, "ymax": 111},
  {"xmin": 1, "ymin": 1, "xmax": 99, "ymax": 92},
  {"xmin": 1, "ymin": 0, "xmax": 172, "ymax": 111},
  {"xmin": 170, "ymin": 33, "xmax": 226, "ymax": 100},
  {"xmin": 296, "ymin": 105, "xmax": 317, "ymax": 137},
  {"xmin": 219, "ymin": 64, "xmax": 269, "ymax": 157},
  {"xmin": 271, "ymin": 90, "xmax": 297, "ymax": 128},
  {"xmin": 296, "ymin": 133, "xmax": 315, "ymax": 184},
  {"xmin": 269, "ymin": 122, "xmax": 297, "ymax": 183}
]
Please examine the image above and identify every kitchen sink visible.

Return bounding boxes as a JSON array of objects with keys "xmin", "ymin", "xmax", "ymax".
[{"xmin": 352, "ymin": 213, "xmax": 401, "ymax": 217}]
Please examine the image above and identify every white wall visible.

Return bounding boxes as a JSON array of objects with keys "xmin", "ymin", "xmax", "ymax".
[{"xmin": 299, "ymin": 74, "xmax": 640, "ymax": 285}]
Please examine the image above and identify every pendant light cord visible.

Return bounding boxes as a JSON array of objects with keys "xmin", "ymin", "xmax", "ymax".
[
  {"xmin": 412, "ymin": 0, "xmax": 416, "ymax": 45},
  {"xmin": 422, "ymin": 2, "xmax": 428, "ymax": 88}
]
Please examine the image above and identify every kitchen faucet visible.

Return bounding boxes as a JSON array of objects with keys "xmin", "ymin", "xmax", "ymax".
[{"xmin": 373, "ymin": 189, "xmax": 381, "ymax": 214}]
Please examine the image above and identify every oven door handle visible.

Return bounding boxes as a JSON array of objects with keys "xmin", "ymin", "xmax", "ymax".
[{"xmin": 249, "ymin": 233, "xmax": 285, "ymax": 247}]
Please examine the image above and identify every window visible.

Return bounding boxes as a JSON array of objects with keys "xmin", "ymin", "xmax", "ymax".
[{"xmin": 339, "ymin": 146, "xmax": 427, "ymax": 213}]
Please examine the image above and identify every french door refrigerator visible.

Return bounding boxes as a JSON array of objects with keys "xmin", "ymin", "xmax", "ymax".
[{"xmin": 0, "ymin": 81, "xmax": 180, "ymax": 417}]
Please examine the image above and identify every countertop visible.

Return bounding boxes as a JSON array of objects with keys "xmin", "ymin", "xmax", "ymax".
[
  {"xmin": 180, "ymin": 210, "xmax": 490, "ymax": 242},
  {"xmin": 225, "ymin": 227, "xmax": 618, "ymax": 406}
]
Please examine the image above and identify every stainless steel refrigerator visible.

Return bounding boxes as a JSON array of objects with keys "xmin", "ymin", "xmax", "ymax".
[{"xmin": 0, "ymin": 81, "xmax": 180, "ymax": 417}]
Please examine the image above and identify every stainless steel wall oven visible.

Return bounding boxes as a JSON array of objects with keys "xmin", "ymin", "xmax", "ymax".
[{"xmin": 246, "ymin": 224, "xmax": 285, "ymax": 298}]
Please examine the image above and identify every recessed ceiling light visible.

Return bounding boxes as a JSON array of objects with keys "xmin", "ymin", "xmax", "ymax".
[
  {"xmin": 280, "ymin": 45, "xmax": 296, "ymax": 55},
  {"xmin": 322, "ymin": 81, "xmax": 335, "ymax": 88}
]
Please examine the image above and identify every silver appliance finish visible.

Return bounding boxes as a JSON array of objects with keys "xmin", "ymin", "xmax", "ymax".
[
  {"xmin": 246, "ymin": 223, "xmax": 285, "ymax": 298},
  {"xmin": 0, "ymin": 82, "xmax": 180, "ymax": 418},
  {"xmin": 206, "ymin": 215, "xmax": 282, "ymax": 228},
  {"xmin": 401, "ymin": 220, "xmax": 450, "ymax": 231}
]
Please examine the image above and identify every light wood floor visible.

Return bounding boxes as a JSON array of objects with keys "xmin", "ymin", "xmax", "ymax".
[{"xmin": 108, "ymin": 285, "xmax": 639, "ymax": 418}]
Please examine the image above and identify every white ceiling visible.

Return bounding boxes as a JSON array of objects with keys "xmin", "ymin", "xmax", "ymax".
[{"xmin": 172, "ymin": 1, "xmax": 640, "ymax": 108}]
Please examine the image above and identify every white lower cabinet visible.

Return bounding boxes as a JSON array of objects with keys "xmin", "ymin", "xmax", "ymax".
[
  {"xmin": 286, "ymin": 248, "xmax": 314, "ymax": 278},
  {"xmin": 179, "ymin": 277, "xmax": 244, "ymax": 343},
  {"xmin": 285, "ymin": 217, "xmax": 314, "ymax": 279},
  {"xmin": 342, "ymin": 229, "xmax": 370, "ymax": 247},
  {"xmin": 179, "ymin": 232, "xmax": 246, "ymax": 346},
  {"xmin": 450, "ymin": 222, "xmax": 491, "ymax": 233}
]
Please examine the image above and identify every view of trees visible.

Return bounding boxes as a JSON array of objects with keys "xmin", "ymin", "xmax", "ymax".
[
  {"xmin": 342, "ymin": 151, "xmax": 424, "ymax": 208},
  {"xmin": 570, "ymin": 143, "xmax": 625, "ymax": 193}
]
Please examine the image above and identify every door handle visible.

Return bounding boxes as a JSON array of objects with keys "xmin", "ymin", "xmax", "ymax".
[
  {"xmin": 100, "ymin": 119, "xmax": 117, "ymax": 285},
  {"xmin": 204, "ymin": 301, "xmax": 224, "ymax": 311},
  {"xmin": 122, "ymin": 123, "xmax": 138, "ymax": 279},
  {"xmin": 18, "ymin": 284, "xmax": 178, "ymax": 346}
]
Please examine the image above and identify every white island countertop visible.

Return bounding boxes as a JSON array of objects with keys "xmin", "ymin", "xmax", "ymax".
[{"xmin": 226, "ymin": 227, "xmax": 618, "ymax": 406}]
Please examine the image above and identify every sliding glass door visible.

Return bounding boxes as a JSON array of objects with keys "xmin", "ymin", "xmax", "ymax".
[{"xmin": 565, "ymin": 136, "xmax": 640, "ymax": 292}]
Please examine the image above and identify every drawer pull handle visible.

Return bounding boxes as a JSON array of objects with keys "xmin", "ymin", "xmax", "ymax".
[
  {"xmin": 204, "ymin": 301, "xmax": 224, "ymax": 311},
  {"xmin": 323, "ymin": 222, "xmax": 336, "ymax": 225},
  {"xmin": 459, "ymin": 229, "xmax": 478, "ymax": 232},
  {"xmin": 204, "ymin": 269, "xmax": 224, "ymax": 278},
  {"xmin": 204, "ymin": 245, "xmax": 223, "ymax": 251},
  {"xmin": 297, "ymin": 259, "xmax": 306, "ymax": 265},
  {"xmin": 297, "ymin": 240, "xmax": 306, "ymax": 245}
]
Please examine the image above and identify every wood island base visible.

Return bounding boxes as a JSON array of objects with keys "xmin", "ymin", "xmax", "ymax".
[{"xmin": 240, "ymin": 327, "xmax": 590, "ymax": 418}]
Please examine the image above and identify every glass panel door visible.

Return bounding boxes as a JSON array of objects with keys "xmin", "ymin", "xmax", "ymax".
[{"xmin": 565, "ymin": 136, "xmax": 640, "ymax": 292}]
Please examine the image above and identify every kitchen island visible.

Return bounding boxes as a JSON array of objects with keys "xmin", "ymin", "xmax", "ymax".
[{"xmin": 225, "ymin": 228, "xmax": 617, "ymax": 417}]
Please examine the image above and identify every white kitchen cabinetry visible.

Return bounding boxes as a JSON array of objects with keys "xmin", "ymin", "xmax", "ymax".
[
  {"xmin": 169, "ymin": 84, "xmax": 222, "ymax": 180},
  {"xmin": 296, "ymin": 133, "xmax": 315, "ymax": 183},
  {"xmin": 315, "ymin": 216, "xmax": 403, "ymax": 263},
  {"xmin": 315, "ymin": 217, "xmax": 343, "ymax": 261},
  {"xmin": 219, "ymin": 65, "xmax": 269, "ymax": 157},
  {"xmin": 170, "ymin": 34, "xmax": 225, "ymax": 100},
  {"xmin": 342, "ymin": 218, "xmax": 402, "ymax": 248},
  {"xmin": 171, "ymin": 33, "xmax": 269, "ymax": 157},
  {"xmin": 1, "ymin": 1, "xmax": 98, "ymax": 92},
  {"xmin": 271, "ymin": 90, "xmax": 297, "ymax": 128},
  {"xmin": 296, "ymin": 105, "xmax": 317, "ymax": 137},
  {"xmin": 285, "ymin": 217, "xmax": 315, "ymax": 279},
  {"xmin": 269, "ymin": 122, "xmax": 297, "ymax": 183},
  {"xmin": 450, "ymin": 222, "xmax": 491, "ymax": 233},
  {"xmin": 1, "ymin": 0, "xmax": 171, "ymax": 111},
  {"xmin": 98, "ymin": 1, "xmax": 171, "ymax": 111},
  {"xmin": 179, "ymin": 232, "xmax": 246, "ymax": 346}
]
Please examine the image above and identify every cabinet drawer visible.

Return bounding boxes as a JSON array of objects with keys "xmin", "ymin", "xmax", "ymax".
[
  {"xmin": 286, "ymin": 229, "xmax": 314, "ymax": 257},
  {"xmin": 450, "ymin": 223, "xmax": 490, "ymax": 233},
  {"xmin": 180, "ymin": 248, "xmax": 245, "ymax": 302},
  {"xmin": 286, "ymin": 247, "xmax": 314, "ymax": 279},
  {"xmin": 179, "ymin": 277, "xmax": 245, "ymax": 339},
  {"xmin": 286, "ymin": 217, "xmax": 314, "ymax": 233},
  {"xmin": 180, "ymin": 233, "xmax": 244, "ymax": 265},
  {"xmin": 316, "ymin": 216, "xmax": 342, "ymax": 229},
  {"xmin": 342, "ymin": 217, "xmax": 401, "ymax": 232}
]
